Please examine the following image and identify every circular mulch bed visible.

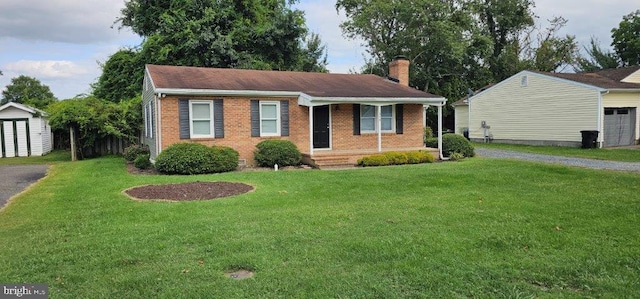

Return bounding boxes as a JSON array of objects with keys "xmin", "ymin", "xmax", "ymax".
[{"xmin": 124, "ymin": 181, "xmax": 254, "ymax": 201}]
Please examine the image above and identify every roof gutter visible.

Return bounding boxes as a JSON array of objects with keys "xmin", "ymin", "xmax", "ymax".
[{"xmin": 153, "ymin": 87, "xmax": 445, "ymax": 106}]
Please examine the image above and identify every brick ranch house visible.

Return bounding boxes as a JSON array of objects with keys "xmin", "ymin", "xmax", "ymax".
[{"xmin": 142, "ymin": 57, "xmax": 448, "ymax": 168}]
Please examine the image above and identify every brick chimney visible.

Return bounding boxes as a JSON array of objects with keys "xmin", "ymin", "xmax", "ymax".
[{"xmin": 389, "ymin": 55, "xmax": 410, "ymax": 86}]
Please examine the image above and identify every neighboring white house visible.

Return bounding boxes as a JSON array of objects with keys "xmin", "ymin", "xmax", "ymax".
[
  {"xmin": 456, "ymin": 67, "xmax": 640, "ymax": 147},
  {"xmin": 0, "ymin": 102, "xmax": 53, "ymax": 157}
]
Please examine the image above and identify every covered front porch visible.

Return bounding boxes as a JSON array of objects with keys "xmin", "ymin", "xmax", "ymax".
[{"xmin": 298, "ymin": 95, "xmax": 448, "ymax": 168}]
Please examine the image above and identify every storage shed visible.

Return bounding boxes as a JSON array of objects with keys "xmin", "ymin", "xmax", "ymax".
[
  {"xmin": 458, "ymin": 67, "xmax": 640, "ymax": 147},
  {"xmin": 0, "ymin": 102, "xmax": 53, "ymax": 157}
]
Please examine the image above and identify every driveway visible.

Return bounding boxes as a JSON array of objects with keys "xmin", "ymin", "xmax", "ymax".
[
  {"xmin": 0, "ymin": 165, "xmax": 49, "ymax": 209},
  {"xmin": 476, "ymin": 148, "xmax": 640, "ymax": 172}
]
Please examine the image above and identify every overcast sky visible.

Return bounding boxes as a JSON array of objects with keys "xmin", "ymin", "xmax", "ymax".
[{"xmin": 0, "ymin": 0, "xmax": 637, "ymax": 99}]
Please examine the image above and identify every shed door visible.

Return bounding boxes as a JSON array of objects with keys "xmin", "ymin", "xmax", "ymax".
[
  {"xmin": 604, "ymin": 108, "xmax": 636, "ymax": 147},
  {"xmin": 1, "ymin": 119, "xmax": 30, "ymax": 158}
]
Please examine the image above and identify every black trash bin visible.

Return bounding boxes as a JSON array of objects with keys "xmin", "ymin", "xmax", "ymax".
[
  {"xmin": 580, "ymin": 130, "xmax": 599, "ymax": 149},
  {"xmin": 462, "ymin": 128, "xmax": 469, "ymax": 140}
]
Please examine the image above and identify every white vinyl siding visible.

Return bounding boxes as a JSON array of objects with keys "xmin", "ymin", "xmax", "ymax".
[
  {"xmin": 469, "ymin": 72, "xmax": 600, "ymax": 143},
  {"xmin": 361, "ymin": 105, "xmax": 394, "ymax": 133},
  {"xmin": 454, "ymin": 105, "xmax": 469, "ymax": 134},
  {"xmin": 189, "ymin": 101, "xmax": 214, "ymax": 138},
  {"xmin": 621, "ymin": 70, "xmax": 640, "ymax": 84},
  {"xmin": 260, "ymin": 101, "xmax": 280, "ymax": 136}
]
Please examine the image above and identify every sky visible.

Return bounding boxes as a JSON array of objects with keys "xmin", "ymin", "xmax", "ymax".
[{"xmin": 0, "ymin": 0, "xmax": 637, "ymax": 100}]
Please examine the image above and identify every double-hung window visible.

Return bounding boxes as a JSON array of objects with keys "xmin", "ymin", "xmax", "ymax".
[
  {"xmin": 260, "ymin": 101, "xmax": 281, "ymax": 136},
  {"xmin": 189, "ymin": 101, "xmax": 214, "ymax": 138},
  {"xmin": 360, "ymin": 105, "xmax": 394, "ymax": 133}
]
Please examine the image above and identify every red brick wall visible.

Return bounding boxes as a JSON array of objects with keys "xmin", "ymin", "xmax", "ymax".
[
  {"xmin": 160, "ymin": 96, "xmax": 309, "ymax": 165},
  {"xmin": 330, "ymin": 104, "xmax": 424, "ymax": 150},
  {"xmin": 159, "ymin": 97, "xmax": 424, "ymax": 164}
]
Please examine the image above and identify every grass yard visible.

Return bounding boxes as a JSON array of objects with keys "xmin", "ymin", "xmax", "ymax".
[
  {"xmin": 0, "ymin": 150, "xmax": 71, "ymax": 165},
  {"xmin": 1, "ymin": 156, "xmax": 639, "ymax": 298},
  {"xmin": 475, "ymin": 142, "xmax": 640, "ymax": 162}
]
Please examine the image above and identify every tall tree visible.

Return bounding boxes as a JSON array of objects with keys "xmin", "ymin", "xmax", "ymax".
[
  {"xmin": 471, "ymin": 0, "xmax": 536, "ymax": 80},
  {"xmin": 93, "ymin": 49, "xmax": 144, "ymax": 102},
  {"xmin": 520, "ymin": 17, "xmax": 578, "ymax": 72},
  {"xmin": 299, "ymin": 32, "xmax": 329, "ymax": 72},
  {"xmin": 118, "ymin": 0, "xmax": 308, "ymax": 70},
  {"xmin": 611, "ymin": 10, "xmax": 640, "ymax": 66},
  {"xmin": 574, "ymin": 37, "xmax": 619, "ymax": 72},
  {"xmin": 337, "ymin": 0, "xmax": 475, "ymax": 97},
  {"xmin": 97, "ymin": 0, "xmax": 324, "ymax": 101},
  {"xmin": 1, "ymin": 75, "xmax": 56, "ymax": 109}
]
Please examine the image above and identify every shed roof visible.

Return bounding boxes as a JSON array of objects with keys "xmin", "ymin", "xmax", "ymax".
[
  {"xmin": 146, "ymin": 64, "xmax": 443, "ymax": 99},
  {"xmin": 0, "ymin": 102, "xmax": 46, "ymax": 116}
]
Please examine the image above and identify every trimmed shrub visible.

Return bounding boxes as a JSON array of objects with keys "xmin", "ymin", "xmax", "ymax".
[
  {"xmin": 423, "ymin": 127, "xmax": 434, "ymax": 144},
  {"xmin": 357, "ymin": 155, "xmax": 391, "ymax": 167},
  {"xmin": 386, "ymin": 152, "xmax": 408, "ymax": 165},
  {"xmin": 123, "ymin": 144, "xmax": 149, "ymax": 162},
  {"xmin": 442, "ymin": 134, "xmax": 475, "ymax": 158},
  {"xmin": 425, "ymin": 137, "xmax": 438, "ymax": 148},
  {"xmin": 416, "ymin": 151, "xmax": 435, "ymax": 163},
  {"xmin": 133, "ymin": 154, "xmax": 152, "ymax": 169},
  {"xmin": 155, "ymin": 143, "xmax": 238, "ymax": 174},
  {"xmin": 210, "ymin": 146, "xmax": 240, "ymax": 173},
  {"xmin": 254, "ymin": 140, "xmax": 302, "ymax": 167},
  {"xmin": 449, "ymin": 152, "xmax": 465, "ymax": 161},
  {"xmin": 357, "ymin": 151, "xmax": 434, "ymax": 167}
]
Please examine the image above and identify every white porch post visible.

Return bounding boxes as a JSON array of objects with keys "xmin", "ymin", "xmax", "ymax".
[
  {"xmin": 377, "ymin": 105, "xmax": 382, "ymax": 152},
  {"xmin": 438, "ymin": 102, "xmax": 445, "ymax": 160},
  {"xmin": 309, "ymin": 106, "xmax": 314, "ymax": 156}
]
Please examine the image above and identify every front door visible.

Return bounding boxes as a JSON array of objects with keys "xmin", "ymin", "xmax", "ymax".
[{"xmin": 313, "ymin": 105, "xmax": 330, "ymax": 149}]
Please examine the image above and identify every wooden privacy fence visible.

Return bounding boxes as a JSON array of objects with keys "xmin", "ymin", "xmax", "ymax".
[{"xmin": 53, "ymin": 128, "xmax": 141, "ymax": 160}]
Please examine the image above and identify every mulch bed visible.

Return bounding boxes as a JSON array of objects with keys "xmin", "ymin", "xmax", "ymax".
[{"xmin": 125, "ymin": 182, "xmax": 254, "ymax": 201}]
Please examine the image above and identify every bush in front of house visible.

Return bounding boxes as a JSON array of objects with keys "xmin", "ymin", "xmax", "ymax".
[
  {"xmin": 357, "ymin": 151, "xmax": 434, "ymax": 167},
  {"xmin": 442, "ymin": 134, "xmax": 475, "ymax": 158},
  {"xmin": 425, "ymin": 137, "xmax": 438, "ymax": 148},
  {"xmin": 155, "ymin": 143, "xmax": 238, "ymax": 174},
  {"xmin": 210, "ymin": 146, "xmax": 240, "ymax": 173},
  {"xmin": 123, "ymin": 144, "xmax": 150, "ymax": 162},
  {"xmin": 423, "ymin": 127, "xmax": 434, "ymax": 145},
  {"xmin": 134, "ymin": 154, "xmax": 152, "ymax": 169},
  {"xmin": 254, "ymin": 140, "xmax": 302, "ymax": 167}
]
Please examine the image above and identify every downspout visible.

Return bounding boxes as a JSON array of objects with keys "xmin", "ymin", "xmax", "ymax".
[
  {"xmin": 377, "ymin": 105, "xmax": 382, "ymax": 152},
  {"xmin": 437, "ymin": 101, "xmax": 449, "ymax": 161},
  {"xmin": 309, "ymin": 106, "xmax": 314, "ymax": 156},
  {"xmin": 598, "ymin": 90, "xmax": 608, "ymax": 148},
  {"xmin": 156, "ymin": 93, "xmax": 163, "ymax": 158}
]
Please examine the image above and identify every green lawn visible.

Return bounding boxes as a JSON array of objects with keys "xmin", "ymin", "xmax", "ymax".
[
  {"xmin": 475, "ymin": 142, "xmax": 640, "ymax": 162},
  {"xmin": 0, "ymin": 150, "xmax": 71, "ymax": 165},
  {"xmin": 1, "ymin": 157, "xmax": 639, "ymax": 298}
]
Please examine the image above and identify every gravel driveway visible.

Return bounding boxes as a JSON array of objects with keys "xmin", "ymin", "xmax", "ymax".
[
  {"xmin": 0, "ymin": 165, "xmax": 49, "ymax": 209},
  {"xmin": 476, "ymin": 148, "xmax": 640, "ymax": 173}
]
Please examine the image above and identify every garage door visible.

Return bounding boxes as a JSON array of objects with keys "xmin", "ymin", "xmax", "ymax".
[
  {"xmin": 1, "ymin": 119, "xmax": 31, "ymax": 158},
  {"xmin": 604, "ymin": 108, "xmax": 636, "ymax": 147}
]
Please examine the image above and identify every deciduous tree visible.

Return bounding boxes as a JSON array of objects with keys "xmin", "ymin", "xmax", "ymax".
[
  {"xmin": 1, "ymin": 75, "xmax": 56, "ymax": 109},
  {"xmin": 611, "ymin": 10, "xmax": 640, "ymax": 66},
  {"xmin": 574, "ymin": 37, "xmax": 619, "ymax": 72}
]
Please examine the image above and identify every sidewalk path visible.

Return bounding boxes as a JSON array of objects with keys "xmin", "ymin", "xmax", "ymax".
[{"xmin": 476, "ymin": 148, "xmax": 640, "ymax": 173}]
